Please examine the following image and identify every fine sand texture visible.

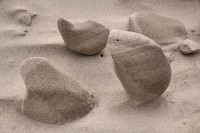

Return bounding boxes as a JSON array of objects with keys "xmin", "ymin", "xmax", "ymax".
[{"xmin": 1, "ymin": 0, "xmax": 200, "ymax": 133}]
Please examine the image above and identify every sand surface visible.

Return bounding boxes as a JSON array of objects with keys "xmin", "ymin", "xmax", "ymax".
[{"xmin": 0, "ymin": 0, "xmax": 200, "ymax": 132}]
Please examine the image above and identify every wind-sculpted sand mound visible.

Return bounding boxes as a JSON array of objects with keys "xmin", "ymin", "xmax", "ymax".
[
  {"xmin": 109, "ymin": 30, "xmax": 171, "ymax": 104},
  {"xmin": 20, "ymin": 57, "xmax": 97, "ymax": 124},
  {"xmin": 57, "ymin": 18, "xmax": 110, "ymax": 55},
  {"xmin": 8, "ymin": 7, "xmax": 37, "ymax": 26},
  {"xmin": 129, "ymin": 12, "xmax": 188, "ymax": 45}
]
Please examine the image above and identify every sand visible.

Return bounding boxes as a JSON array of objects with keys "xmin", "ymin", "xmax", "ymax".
[{"xmin": 0, "ymin": 0, "xmax": 200, "ymax": 132}]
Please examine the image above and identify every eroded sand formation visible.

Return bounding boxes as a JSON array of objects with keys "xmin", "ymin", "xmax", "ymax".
[
  {"xmin": 57, "ymin": 18, "xmax": 110, "ymax": 55},
  {"xmin": 129, "ymin": 12, "xmax": 188, "ymax": 45},
  {"xmin": 20, "ymin": 57, "xmax": 97, "ymax": 124},
  {"xmin": 8, "ymin": 7, "xmax": 37, "ymax": 26},
  {"xmin": 108, "ymin": 30, "xmax": 171, "ymax": 104}
]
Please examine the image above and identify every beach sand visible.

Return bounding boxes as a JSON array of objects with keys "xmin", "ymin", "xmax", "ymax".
[{"xmin": 0, "ymin": 0, "xmax": 200, "ymax": 132}]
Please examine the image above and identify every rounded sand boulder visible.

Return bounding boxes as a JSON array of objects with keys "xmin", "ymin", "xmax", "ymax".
[
  {"xmin": 108, "ymin": 30, "xmax": 171, "ymax": 104},
  {"xmin": 129, "ymin": 12, "xmax": 188, "ymax": 45},
  {"xmin": 57, "ymin": 18, "xmax": 110, "ymax": 55},
  {"xmin": 20, "ymin": 57, "xmax": 97, "ymax": 124}
]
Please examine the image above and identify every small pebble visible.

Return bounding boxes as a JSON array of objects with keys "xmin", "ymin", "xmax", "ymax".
[{"xmin": 177, "ymin": 39, "xmax": 200, "ymax": 55}]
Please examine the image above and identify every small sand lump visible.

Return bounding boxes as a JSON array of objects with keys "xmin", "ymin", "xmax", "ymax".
[
  {"xmin": 20, "ymin": 57, "xmax": 96, "ymax": 124},
  {"xmin": 57, "ymin": 18, "xmax": 110, "ymax": 55},
  {"xmin": 177, "ymin": 39, "xmax": 200, "ymax": 55},
  {"xmin": 9, "ymin": 8, "xmax": 37, "ymax": 26},
  {"xmin": 108, "ymin": 30, "xmax": 171, "ymax": 104},
  {"xmin": 129, "ymin": 12, "xmax": 188, "ymax": 45}
]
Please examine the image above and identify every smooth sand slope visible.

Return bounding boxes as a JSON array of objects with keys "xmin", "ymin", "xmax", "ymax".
[{"xmin": 0, "ymin": 0, "xmax": 200, "ymax": 133}]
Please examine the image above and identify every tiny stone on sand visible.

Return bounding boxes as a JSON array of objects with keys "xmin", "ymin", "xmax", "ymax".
[{"xmin": 177, "ymin": 39, "xmax": 200, "ymax": 55}]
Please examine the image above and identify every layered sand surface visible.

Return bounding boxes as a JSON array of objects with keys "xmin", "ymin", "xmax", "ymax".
[{"xmin": 0, "ymin": 0, "xmax": 200, "ymax": 132}]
